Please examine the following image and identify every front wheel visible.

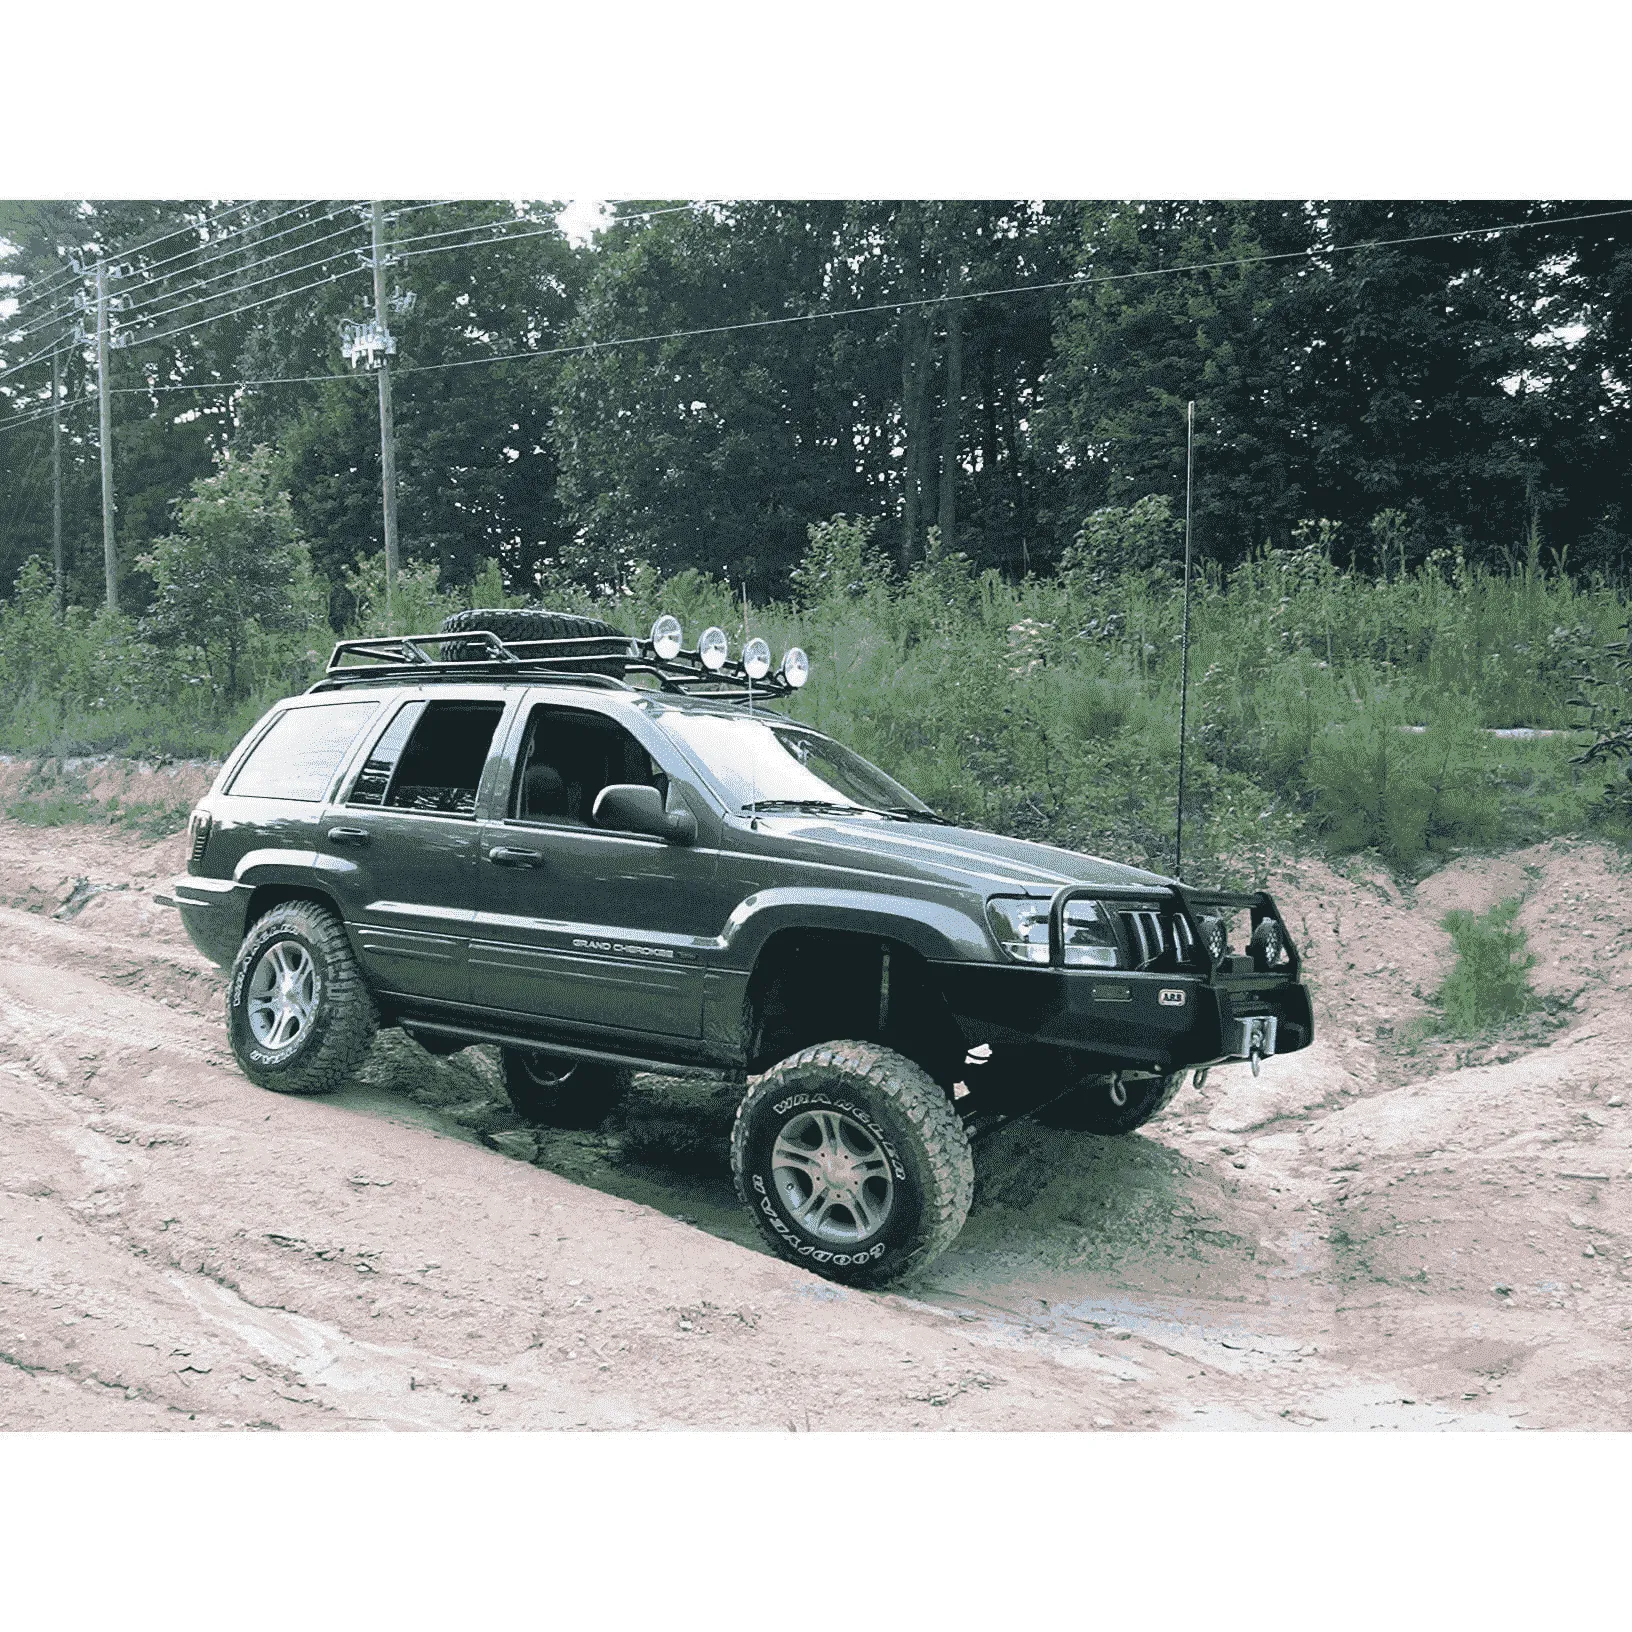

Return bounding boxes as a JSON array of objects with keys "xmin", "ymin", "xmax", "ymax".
[{"xmin": 731, "ymin": 1040, "xmax": 974, "ymax": 1288}]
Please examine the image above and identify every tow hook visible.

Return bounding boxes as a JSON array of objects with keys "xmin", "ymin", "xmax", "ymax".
[
  {"xmin": 1250, "ymin": 1047, "xmax": 1263, "ymax": 1078},
  {"xmin": 1192, "ymin": 1066, "xmax": 1210, "ymax": 1091},
  {"xmin": 1109, "ymin": 1074, "xmax": 1128, "ymax": 1108}
]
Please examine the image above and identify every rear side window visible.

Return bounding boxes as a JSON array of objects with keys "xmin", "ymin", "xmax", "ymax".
[
  {"xmin": 377, "ymin": 700, "xmax": 505, "ymax": 816},
  {"xmin": 227, "ymin": 701, "xmax": 380, "ymax": 802},
  {"xmin": 347, "ymin": 700, "xmax": 426, "ymax": 806}
]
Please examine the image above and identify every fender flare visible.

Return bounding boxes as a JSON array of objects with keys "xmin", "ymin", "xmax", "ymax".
[{"xmin": 718, "ymin": 886, "xmax": 994, "ymax": 970}]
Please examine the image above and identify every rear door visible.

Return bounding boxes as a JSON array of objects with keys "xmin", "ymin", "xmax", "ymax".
[
  {"xmin": 321, "ymin": 692, "xmax": 513, "ymax": 1003},
  {"xmin": 470, "ymin": 697, "xmax": 720, "ymax": 1039}
]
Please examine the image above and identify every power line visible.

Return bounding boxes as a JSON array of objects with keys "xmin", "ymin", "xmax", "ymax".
[
  {"xmin": 24, "ymin": 200, "xmax": 1630, "ymax": 405},
  {"xmin": 115, "ymin": 264, "xmax": 370, "ymax": 352},
  {"xmin": 0, "ymin": 393, "xmax": 86, "ymax": 439},
  {"xmin": 113, "ymin": 367, "xmax": 360, "ymax": 397},
  {"xmin": 1, "ymin": 198, "xmax": 270, "ymax": 319},
  {"xmin": 5, "ymin": 202, "xmax": 349, "ymax": 340},
  {"xmin": 386, "ymin": 199, "xmax": 709, "ymax": 257},
  {"xmin": 4, "ymin": 203, "xmax": 337, "ymax": 342},
  {"xmin": 118, "ymin": 219, "xmax": 369, "ymax": 327},
  {"xmin": 389, "ymin": 201, "xmax": 1632, "ymax": 380},
  {"xmin": 0, "ymin": 332, "xmax": 76, "ymax": 387}
]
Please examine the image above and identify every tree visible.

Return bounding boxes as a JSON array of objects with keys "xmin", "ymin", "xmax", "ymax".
[{"xmin": 139, "ymin": 444, "xmax": 307, "ymax": 698}]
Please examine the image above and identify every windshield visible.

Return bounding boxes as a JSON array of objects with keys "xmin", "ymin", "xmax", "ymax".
[{"xmin": 658, "ymin": 713, "xmax": 932, "ymax": 815}]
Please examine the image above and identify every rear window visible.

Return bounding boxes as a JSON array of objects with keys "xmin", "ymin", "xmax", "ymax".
[{"xmin": 227, "ymin": 701, "xmax": 380, "ymax": 802}]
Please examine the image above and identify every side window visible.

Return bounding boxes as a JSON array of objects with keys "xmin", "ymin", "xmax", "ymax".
[
  {"xmin": 227, "ymin": 701, "xmax": 380, "ymax": 802},
  {"xmin": 512, "ymin": 705, "xmax": 667, "ymax": 826},
  {"xmin": 347, "ymin": 699, "xmax": 426, "ymax": 806},
  {"xmin": 375, "ymin": 700, "xmax": 505, "ymax": 817}
]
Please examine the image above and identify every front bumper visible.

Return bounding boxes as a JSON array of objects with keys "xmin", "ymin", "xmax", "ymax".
[
  {"xmin": 938, "ymin": 880, "xmax": 1313, "ymax": 1075},
  {"xmin": 936, "ymin": 960, "xmax": 1313, "ymax": 1073},
  {"xmin": 153, "ymin": 874, "xmax": 250, "ymax": 967}
]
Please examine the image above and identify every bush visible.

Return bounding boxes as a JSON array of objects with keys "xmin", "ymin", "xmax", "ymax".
[{"xmin": 1435, "ymin": 899, "xmax": 1537, "ymax": 1036}]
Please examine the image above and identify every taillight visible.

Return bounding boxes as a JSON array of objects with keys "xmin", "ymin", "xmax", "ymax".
[{"xmin": 188, "ymin": 809, "xmax": 212, "ymax": 865}]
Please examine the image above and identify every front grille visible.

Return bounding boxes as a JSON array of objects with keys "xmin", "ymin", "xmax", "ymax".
[{"xmin": 1117, "ymin": 907, "xmax": 1201, "ymax": 971}]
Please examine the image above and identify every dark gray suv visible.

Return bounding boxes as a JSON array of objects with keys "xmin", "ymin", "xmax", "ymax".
[{"xmin": 159, "ymin": 608, "xmax": 1313, "ymax": 1285}]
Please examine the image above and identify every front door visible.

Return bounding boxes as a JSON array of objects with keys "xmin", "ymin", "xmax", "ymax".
[
  {"xmin": 321, "ymin": 694, "xmax": 510, "ymax": 1003},
  {"xmin": 470, "ymin": 700, "xmax": 719, "ymax": 1039}
]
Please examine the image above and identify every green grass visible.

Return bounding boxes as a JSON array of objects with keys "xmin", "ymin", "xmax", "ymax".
[
  {"xmin": 2, "ymin": 763, "xmax": 194, "ymax": 840},
  {"xmin": 3, "ymin": 522, "xmax": 1630, "ymax": 882}
]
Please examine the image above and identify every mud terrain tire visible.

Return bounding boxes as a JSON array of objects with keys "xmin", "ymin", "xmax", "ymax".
[
  {"xmin": 1035, "ymin": 1070, "xmax": 1184, "ymax": 1135},
  {"xmin": 499, "ymin": 1048, "xmax": 631, "ymax": 1129},
  {"xmin": 227, "ymin": 901, "xmax": 379, "ymax": 1095},
  {"xmin": 731, "ymin": 1040, "xmax": 974, "ymax": 1288},
  {"xmin": 439, "ymin": 606, "xmax": 629, "ymax": 661}
]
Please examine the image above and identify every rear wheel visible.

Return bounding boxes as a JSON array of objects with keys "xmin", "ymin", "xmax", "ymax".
[
  {"xmin": 731, "ymin": 1040, "xmax": 974, "ymax": 1288},
  {"xmin": 498, "ymin": 1048, "xmax": 630, "ymax": 1129},
  {"xmin": 227, "ymin": 901, "xmax": 378, "ymax": 1095}
]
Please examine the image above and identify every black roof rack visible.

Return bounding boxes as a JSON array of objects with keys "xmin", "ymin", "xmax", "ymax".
[{"xmin": 308, "ymin": 628, "xmax": 799, "ymax": 702}]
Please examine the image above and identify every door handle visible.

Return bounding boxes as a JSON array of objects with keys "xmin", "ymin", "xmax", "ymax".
[
  {"xmin": 487, "ymin": 846, "xmax": 543, "ymax": 868},
  {"xmin": 327, "ymin": 826, "xmax": 372, "ymax": 846}
]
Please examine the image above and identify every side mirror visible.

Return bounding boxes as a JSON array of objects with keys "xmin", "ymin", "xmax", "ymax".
[{"xmin": 592, "ymin": 783, "xmax": 697, "ymax": 845}]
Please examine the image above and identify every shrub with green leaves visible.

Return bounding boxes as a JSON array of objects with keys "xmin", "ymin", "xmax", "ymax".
[{"xmin": 1435, "ymin": 898, "xmax": 1537, "ymax": 1035}]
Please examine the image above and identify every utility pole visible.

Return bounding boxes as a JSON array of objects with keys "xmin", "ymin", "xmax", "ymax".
[
  {"xmin": 370, "ymin": 202, "xmax": 400, "ymax": 633},
  {"xmin": 95, "ymin": 257, "xmax": 117, "ymax": 612},
  {"xmin": 51, "ymin": 347, "xmax": 64, "ymax": 618},
  {"xmin": 1175, "ymin": 400, "xmax": 1196, "ymax": 881}
]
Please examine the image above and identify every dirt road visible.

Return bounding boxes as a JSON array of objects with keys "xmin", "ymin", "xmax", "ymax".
[{"xmin": 3, "ymin": 791, "xmax": 1629, "ymax": 1430}]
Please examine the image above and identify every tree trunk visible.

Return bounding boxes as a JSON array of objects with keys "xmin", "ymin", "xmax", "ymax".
[
  {"xmin": 899, "ymin": 307, "xmax": 931, "ymax": 571},
  {"xmin": 1001, "ymin": 382, "xmax": 1030, "ymax": 574},
  {"xmin": 937, "ymin": 300, "xmax": 962, "ymax": 558}
]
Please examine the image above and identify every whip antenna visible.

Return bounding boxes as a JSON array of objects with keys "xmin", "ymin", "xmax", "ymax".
[{"xmin": 1175, "ymin": 400, "xmax": 1195, "ymax": 880}]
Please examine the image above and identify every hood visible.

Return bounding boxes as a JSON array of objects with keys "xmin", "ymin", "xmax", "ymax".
[{"xmin": 744, "ymin": 811, "xmax": 1175, "ymax": 898}]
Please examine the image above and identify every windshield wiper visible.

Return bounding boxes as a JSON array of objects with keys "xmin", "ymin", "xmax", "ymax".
[
  {"xmin": 885, "ymin": 806, "xmax": 954, "ymax": 825},
  {"xmin": 744, "ymin": 798, "xmax": 912, "ymax": 821}
]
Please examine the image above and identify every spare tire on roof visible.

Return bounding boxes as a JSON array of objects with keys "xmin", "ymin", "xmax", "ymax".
[{"xmin": 438, "ymin": 605, "xmax": 633, "ymax": 663}]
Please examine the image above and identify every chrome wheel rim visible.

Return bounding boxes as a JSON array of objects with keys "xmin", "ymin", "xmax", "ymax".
[
  {"xmin": 771, "ymin": 1108, "xmax": 895, "ymax": 1243},
  {"xmin": 247, "ymin": 940, "xmax": 318, "ymax": 1050}
]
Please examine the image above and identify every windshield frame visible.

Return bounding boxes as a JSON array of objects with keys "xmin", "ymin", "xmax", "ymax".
[{"xmin": 649, "ymin": 706, "xmax": 932, "ymax": 819}]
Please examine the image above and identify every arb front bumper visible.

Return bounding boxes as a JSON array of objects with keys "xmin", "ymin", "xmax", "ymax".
[{"xmin": 938, "ymin": 881, "xmax": 1313, "ymax": 1076}]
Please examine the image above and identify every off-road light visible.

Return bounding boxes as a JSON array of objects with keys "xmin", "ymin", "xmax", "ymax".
[
  {"xmin": 743, "ymin": 637, "xmax": 771, "ymax": 680},
  {"xmin": 698, "ymin": 626, "xmax": 728, "ymax": 672},
  {"xmin": 1249, "ymin": 917, "xmax": 1284, "ymax": 970},
  {"xmin": 651, "ymin": 614, "xmax": 683, "ymax": 661},
  {"xmin": 1201, "ymin": 915, "xmax": 1229, "ymax": 962},
  {"xmin": 780, "ymin": 647, "xmax": 809, "ymax": 688}
]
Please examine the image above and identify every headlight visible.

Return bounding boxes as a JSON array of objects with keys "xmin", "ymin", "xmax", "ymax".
[{"xmin": 986, "ymin": 897, "xmax": 1121, "ymax": 968}]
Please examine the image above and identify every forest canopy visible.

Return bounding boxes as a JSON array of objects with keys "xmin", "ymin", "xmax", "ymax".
[{"xmin": 3, "ymin": 198, "xmax": 1631, "ymax": 615}]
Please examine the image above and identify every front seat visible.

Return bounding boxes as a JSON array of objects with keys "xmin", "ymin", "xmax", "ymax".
[{"xmin": 521, "ymin": 761, "xmax": 568, "ymax": 820}]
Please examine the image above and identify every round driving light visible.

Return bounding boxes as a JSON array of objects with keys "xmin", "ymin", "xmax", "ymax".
[
  {"xmin": 698, "ymin": 626, "xmax": 728, "ymax": 672},
  {"xmin": 743, "ymin": 637, "xmax": 771, "ymax": 680},
  {"xmin": 780, "ymin": 647, "xmax": 809, "ymax": 688},
  {"xmin": 650, "ymin": 614, "xmax": 683, "ymax": 661}
]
